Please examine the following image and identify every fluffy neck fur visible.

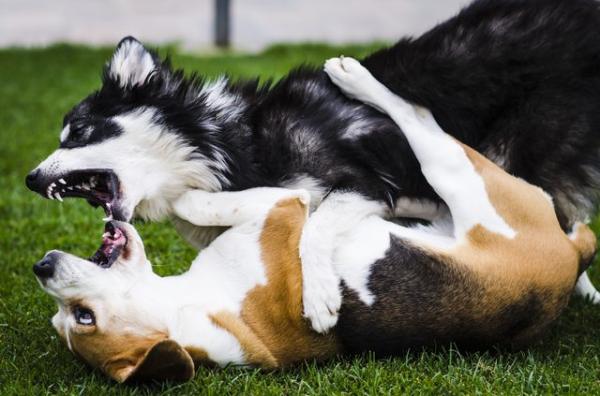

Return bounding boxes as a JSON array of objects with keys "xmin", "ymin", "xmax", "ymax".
[{"xmin": 127, "ymin": 76, "xmax": 265, "ymax": 221}]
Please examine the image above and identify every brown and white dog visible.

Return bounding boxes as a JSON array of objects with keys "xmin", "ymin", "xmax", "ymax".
[{"xmin": 34, "ymin": 58, "xmax": 596, "ymax": 382}]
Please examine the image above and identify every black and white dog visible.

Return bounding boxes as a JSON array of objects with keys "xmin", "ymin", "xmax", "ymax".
[{"xmin": 27, "ymin": 0, "xmax": 600, "ymax": 332}]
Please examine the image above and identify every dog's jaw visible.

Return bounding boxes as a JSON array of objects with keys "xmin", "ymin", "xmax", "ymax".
[
  {"xmin": 131, "ymin": 156, "xmax": 227, "ymax": 223},
  {"xmin": 30, "ymin": 106, "xmax": 230, "ymax": 224}
]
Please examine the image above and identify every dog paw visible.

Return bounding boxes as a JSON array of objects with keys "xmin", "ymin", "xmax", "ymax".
[
  {"xmin": 172, "ymin": 191, "xmax": 196, "ymax": 222},
  {"xmin": 575, "ymin": 271, "xmax": 600, "ymax": 304},
  {"xmin": 172, "ymin": 190, "xmax": 212, "ymax": 225},
  {"xmin": 300, "ymin": 234, "xmax": 342, "ymax": 333},
  {"xmin": 579, "ymin": 290, "xmax": 600, "ymax": 304},
  {"xmin": 302, "ymin": 270, "xmax": 342, "ymax": 333},
  {"xmin": 324, "ymin": 56, "xmax": 378, "ymax": 104}
]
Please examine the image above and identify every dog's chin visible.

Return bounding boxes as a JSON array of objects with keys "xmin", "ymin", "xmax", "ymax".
[{"xmin": 89, "ymin": 221, "xmax": 129, "ymax": 268}]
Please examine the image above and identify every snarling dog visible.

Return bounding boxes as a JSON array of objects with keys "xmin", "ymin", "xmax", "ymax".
[
  {"xmin": 27, "ymin": 0, "xmax": 600, "ymax": 332},
  {"xmin": 34, "ymin": 58, "xmax": 595, "ymax": 383}
]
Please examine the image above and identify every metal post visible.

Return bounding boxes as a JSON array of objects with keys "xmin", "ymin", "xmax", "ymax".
[{"xmin": 215, "ymin": 0, "xmax": 231, "ymax": 48}]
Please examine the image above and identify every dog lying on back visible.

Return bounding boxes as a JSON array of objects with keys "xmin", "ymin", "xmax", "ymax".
[
  {"xmin": 34, "ymin": 58, "xmax": 595, "ymax": 382},
  {"xmin": 26, "ymin": 0, "xmax": 600, "ymax": 333}
]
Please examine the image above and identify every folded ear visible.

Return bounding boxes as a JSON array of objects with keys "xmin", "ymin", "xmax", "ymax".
[
  {"xmin": 106, "ymin": 339, "xmax": 195, "ymax": 383},
  {"xmin": 107, "ymin": 36, "xmax": 159, "ymax": 88}
]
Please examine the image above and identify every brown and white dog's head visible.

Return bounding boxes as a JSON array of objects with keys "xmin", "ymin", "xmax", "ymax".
[{"xmin": 33, "ymin": 221, "xmax": 194, "ymax": 382}]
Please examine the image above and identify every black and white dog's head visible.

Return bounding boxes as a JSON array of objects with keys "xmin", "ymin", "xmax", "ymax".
[{"xmin": 26, "ymin": 37, "xmax": 244, "ymax": 222}]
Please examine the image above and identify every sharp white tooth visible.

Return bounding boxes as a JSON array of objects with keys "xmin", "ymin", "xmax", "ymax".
[
  {"xmin": 54, "ymin": 192, "xmax": 63, "ymax": 202},
  {"xmin": 50, "ymin": 182, "xmax": 56, "ymax": 188},
  {"xmin": 82, "ymin": 184, "xmax": 90, "ymax": 191},
  {"xmin": 67, "ymin": 186, "xmax": 73, "ymax": 190},
  {"xmin": 58, "ymin": 178, "xmax": 66, "ymax": 185},
  {"xmin": 103, "ymin": 215, "xmax": 113, "ymax": 222},
  {"xmin": 46, "ymin": 189, "xmax": 52, "ymax": 199}
]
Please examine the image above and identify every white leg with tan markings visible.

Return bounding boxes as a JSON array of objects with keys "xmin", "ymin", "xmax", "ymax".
[{"xmin": 324, "ymin": 57, "xmax": 515, "ymax": 241}]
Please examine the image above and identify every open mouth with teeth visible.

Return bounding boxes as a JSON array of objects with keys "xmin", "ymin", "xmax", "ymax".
[
  {"xmin": 45, "ymin": 170, "xmax": 125, "ymax": 220},
  {"xmin": 89, "ymin": 221, "xmax": 128, "ymax": 268}
]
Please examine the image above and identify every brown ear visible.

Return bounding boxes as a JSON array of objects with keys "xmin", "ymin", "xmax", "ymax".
[{"xmin": 106, "ymin": 339, "xmax": 195, "ymax": 383}]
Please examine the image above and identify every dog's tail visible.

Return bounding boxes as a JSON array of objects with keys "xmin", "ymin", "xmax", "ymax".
[{"xmin": 570, "ymin": 223, "xmax": 598, "ymax": 275}]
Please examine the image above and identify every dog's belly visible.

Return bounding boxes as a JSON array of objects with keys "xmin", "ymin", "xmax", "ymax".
[
  {"xmin": 333, "ymin": 224, "xmax": 553, "ymax": 354},
  {"xmin": 335, "ymin": 236, "xmax": 483, "ymax": 354}
]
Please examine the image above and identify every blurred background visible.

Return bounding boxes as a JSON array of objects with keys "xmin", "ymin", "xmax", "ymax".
[{"xmin": 1, "ymin": 0, "xmax": 469, "ymax": 51}]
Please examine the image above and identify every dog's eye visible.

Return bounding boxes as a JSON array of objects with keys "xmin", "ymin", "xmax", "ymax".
[
  {"xmin": 69, "ymin": 124, "xmax": 89, "ymax": 141},
  {"xmin": 74, "ymin": 306, "xmax": 95, "ymax": 326}
]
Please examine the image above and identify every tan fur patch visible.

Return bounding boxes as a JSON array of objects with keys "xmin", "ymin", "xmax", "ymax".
[
  {"xmin": 210, "ymin": 311, "xmax": 278, "ymax": 368},
  {"xmin": 570, "ymin": 223, "xmax": 597, "ymax": 265},
  {"xmin": 185, "ymin": 346, "xmax": 214, "ymax": 367},
  {"xmin": 443, "ymin": 144, "xmax": 591, "ymax": 317},
  {"xmin": 185, "ymin": 347, "xmax": 211, "ymax": 363},
  {"xmin": 69, "ymin": 329, "xmax": 196, "ymax": 382},
  {"xmin": 69, "ymin": 329, "xmax": 166, "ymax": 381},
  {"xmin": 211, "ymin": 198, "xmax": 340, "ymax": 367}
]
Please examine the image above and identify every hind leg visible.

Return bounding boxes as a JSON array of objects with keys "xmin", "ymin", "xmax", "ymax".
[{"xmin": 325, "ymin": 57, "xmax": 515, "ymax": 240}]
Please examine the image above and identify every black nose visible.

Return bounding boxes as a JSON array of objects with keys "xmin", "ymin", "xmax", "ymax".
[
  {"xmin": 26, "ymin": 169, "xmax": 41, "ymax": 191},
  {"xmin": 33, "ymin": 253, "xmax": 58, "ymax": 279}
]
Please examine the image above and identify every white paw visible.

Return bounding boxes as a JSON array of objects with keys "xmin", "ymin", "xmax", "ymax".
[
  {"xmin": 172, "ymin": 190, "xmax": 212, "ymax": 224},
  {"xmin": 300, "ymin": 222, "xmax": 342, "ymax": 333},
  {"xmin": 324, "ymin": 56, "xmax": 379, "ymax": 104},
  {"xmin": 575, "ymin": 271, "xmax": 600, "ymax": 304},
  {"xmin": 172, "ymin": 191, "xmax": 198, "ymax": 222},
  {"xmin": 586, "ymin": 291, "xmax": 600, "ymax": 304},
  {"xmin": 302, "ymin": 266, "xmax": 342, "ymax": 333}
]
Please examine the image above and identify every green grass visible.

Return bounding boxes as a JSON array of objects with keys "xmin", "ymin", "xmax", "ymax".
[{"xmin": 1, "ymin": 43, "xmax": 599, "ymax": 395}]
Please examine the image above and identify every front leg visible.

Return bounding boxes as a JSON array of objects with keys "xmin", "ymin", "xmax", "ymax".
[
  {"xmin": 301, "ymin": 191, "xmax": 386, "ymax": 333},
  {"xmin": 324, "ymin": 56, "xmax": 392, "ymax": 113},
  {"xmin": 173, "ymin": 188, "xmax": 310, "ymax": 227}
]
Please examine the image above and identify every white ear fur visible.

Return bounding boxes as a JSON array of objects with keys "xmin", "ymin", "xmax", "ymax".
[{"xmin": 108, "ymin": 37, "xmax": 157, "ymax": 88}]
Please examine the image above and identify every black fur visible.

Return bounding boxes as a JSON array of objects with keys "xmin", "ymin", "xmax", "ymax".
[
  {"xmin": 62, "ymin": 0, "xmax": 600, "ymax": 229},
  {"xmin": 337, "ymin": 237, "xmax": 561, "ymax": 353},
  {"xmin": 362, "ymin": 0, "xmax": 600, "ymax": 226}
]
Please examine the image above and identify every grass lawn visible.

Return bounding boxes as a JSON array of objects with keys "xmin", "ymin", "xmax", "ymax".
[{"xmin": 1, "ymin": 43, "xmax": 599, "ymax": 395}]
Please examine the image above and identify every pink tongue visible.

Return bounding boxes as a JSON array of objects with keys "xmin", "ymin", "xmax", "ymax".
[
  {"xmin": 113, "ymin": 227, "xmax": 125, "ymax": 242},
  {"xmin": 101, "ymin": 227, "xmax": 125, "ymax": 255}
]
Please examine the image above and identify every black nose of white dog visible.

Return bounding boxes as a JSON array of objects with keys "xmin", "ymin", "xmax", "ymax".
[
  {"xmin": 25, "ymin": 169, "xmax": 42, "ymax": 192},
  {"xmin": 33, "ymin": 253, "xmax": 58, "ymax": 279}
]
